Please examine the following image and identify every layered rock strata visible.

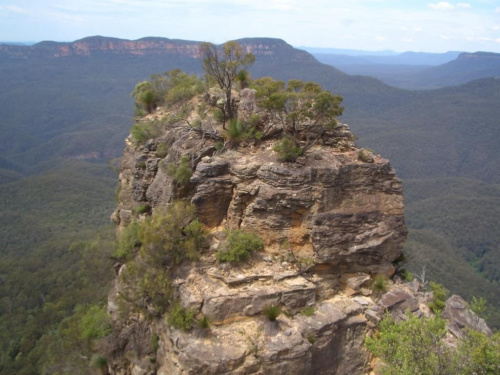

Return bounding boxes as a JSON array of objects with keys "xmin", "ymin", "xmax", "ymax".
[{"xmin": 107, "ymin": 96, "xmax": 409, "ymax": 373}]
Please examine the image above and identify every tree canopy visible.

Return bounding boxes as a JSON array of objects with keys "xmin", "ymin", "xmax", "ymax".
[{"xmin": 252, "ymin": 77, "xmax": 344, "ymax": 159}]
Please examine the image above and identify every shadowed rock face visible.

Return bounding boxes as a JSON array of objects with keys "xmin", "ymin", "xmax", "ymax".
[{"xmin": 108, "ymin": 96, "xmax": 407, "ymax": 374}]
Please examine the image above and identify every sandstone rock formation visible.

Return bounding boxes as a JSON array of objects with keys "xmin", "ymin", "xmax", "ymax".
[
  {"xmin": 105, "ymin": 83, "xmax": 413, "ymax": 374},
  {"xmin": 105, "ymin": 93, "xmax": 493, "ymax": 373}
]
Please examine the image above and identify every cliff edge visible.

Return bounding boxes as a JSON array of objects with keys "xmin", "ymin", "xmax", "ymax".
[{"xmin": 103, "ymin": 73, "xmax": 412, "ymax": 374}]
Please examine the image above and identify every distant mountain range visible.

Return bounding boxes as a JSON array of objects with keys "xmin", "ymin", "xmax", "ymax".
[
  {"xmin": 311, "ymin": 50, "xmax": 461, "ymax": 66},
  {"xmin": 313, "ymin": 49, "xmax": 500, "ymax": 90}
]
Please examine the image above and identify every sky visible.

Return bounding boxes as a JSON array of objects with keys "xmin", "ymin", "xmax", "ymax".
[{"xmin": 1, "ymin": 0, "xmax": 500, "ymax": 53}]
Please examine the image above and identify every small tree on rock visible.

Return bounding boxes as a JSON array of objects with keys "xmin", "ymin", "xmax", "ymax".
[{"xmin": 199, "ymin": 41, "xmax": 255, "ymax": 127}]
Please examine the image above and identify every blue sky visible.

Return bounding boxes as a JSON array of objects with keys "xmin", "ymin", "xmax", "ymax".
[{"xmin": 1, "ymin": 0, "xmax": 500, "ymax": 52}]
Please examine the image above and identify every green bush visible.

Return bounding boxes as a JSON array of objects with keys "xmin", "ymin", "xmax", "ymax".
[
  {"xmin": 216, "ymin": 229, "xmax": 264, "ymax": 264},
  {"xmin": 156, "ymin": 142, "xmax": 168, "ymax": 158},
  {"xmin": 366, "ymin": 312, "xmax": 500, "ymax": 375},
  {"xmin": 470, "ymin": 296, "xmax": 487, "ymax": 317},
  {"xmin": 164, "ymin": 70, "xmax": 205, "ymax": 105},
  {"xmin": 307, "ymin": 333, "xmax": 316, "ymax": 344},
  {"xmin": 226, "ymin": 119, "xmax": 245, "ymax": 141},
  {"xmin": 458, "ymin": 330, "xmax": 500, "ymax": 374},
  {"xmin": 429, "ymin": 281, "xmax": 448, "ymax": 313},
  {"xmin": 198, "ymin": 315, "xmax": 211, "ymax": 329},
  {"xmin": 113, "ymin": 222, "xmax": 141, "ymax": 261},
  {"xmin": 263, "ymin": 305, "xmax": 282, "ymax": 321},
  {"xmin": 130, "ymin": 121, "xmax": 163, "ymax": 146},
  {"xmin": 150, "ymin": 333, "xmax": 160, "ymax": 352},
  {"xmin": 90, "ymin": 354, "xmax": 108, "ymax": 370},
  {"xmin": 79, "ymin": 305, "xmax": 112, "ymax": 342},
  {"xmin": 168, "ymin": 302, "xmax": 196, "ymax": 331},
  {"xmin": 134, "ymin": 204, "xmax": 150, "ymax": 215},
  {"xmin": 365, "ymin": 312, "xmax": 454, "ymax": 374},
  {"xmin": 273, "ymin": 137, "xmax": 303, "ymax": 162},
  {"xmin": 301, "ymin": 306, "xmax": 315, "ymax": 316},
  {"xmin": 372, "ymin": 275, "xmax": 388, "ymax": 293},
  {"xmin": 167, "ymin": 155, "xmax": 193, "ymax": 186},
  {"xmin": 212, "ymin": 108, "xmax": 225, "ymax": 123},
  {"xmin": 118, "ymin": 202, "xmax": 206, "ymax": 317}
]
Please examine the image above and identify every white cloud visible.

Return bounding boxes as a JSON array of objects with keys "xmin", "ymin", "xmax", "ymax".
[
  {"xmin": 440, "ymin": 34, "xmax": 452, "ymax": 39},
  {"xmin": 428, "ymin": 2, "xmax": 454, "ymax": 10},
  {"xmin": 456, "ymin": 2, "xmax": 472, "ymax": 8},
  {"xmin": 0, "ymin": 5, "xmax": 29, "ymax": 14},
  {"xmin": 495, "ymin": 7, "xmax": 500, "ymax": 13}
]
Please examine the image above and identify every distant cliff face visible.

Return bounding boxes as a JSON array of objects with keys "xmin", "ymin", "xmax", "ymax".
[{"xmin": 0, "ymin": 36, "xmax": 316, "ymax": 62}]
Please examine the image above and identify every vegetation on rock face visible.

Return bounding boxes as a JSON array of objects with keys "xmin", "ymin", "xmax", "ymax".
[
  {"xmin": 131, "ymin": 69, "xmax": 205, "ymax": 115},
  {"xmin": 118, "ymin": 202, "xmax": 206, "ymax": 317},
  {"xmin": 263, "ymin": 305, "xmax": 282, "ymax": 321},
  {"xmin": 366, "ymin": 312, "xmax": 500, "ymax": 375},
  {"xmin": 252, "ymin": 77, "xmax": 343, "ymax": 158},
  {"xmin": 166, "ymin": 155, "xmax": 193, "ymax": 187},
  {"xmin": 168, "ymin": 301, "xmax": 197, "ymax": 331},
  {"xmin": 428, "ymin": 281, "xmax": 448, "ymax": 313},
  {"xmin": 273, "ymin": 136, "xmax": 304, "ymax": 162},
  {"xmin": 216, "ymin": 229, "xmax": 264, "ymax": 264},
  {"xmin": 130, "ymin": 121, "xmax": 163, "ymax": 146}
]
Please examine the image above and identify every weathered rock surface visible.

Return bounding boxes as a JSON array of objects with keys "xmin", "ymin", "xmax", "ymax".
[
  {"xmin": 443, "ymin": 294, "xmax": 492, "ymax": 339},
  {"xmin": 107, "ymin": 98, "xmax": 410, "ymax": 374}
]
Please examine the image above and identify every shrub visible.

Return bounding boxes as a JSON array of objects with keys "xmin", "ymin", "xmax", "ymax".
[
  {"xmin": 134, "ymin": 204, "xmax": 150, "ymax": 215},
  {"xmin": 150, "ymin": 333, "xmax": 160, "ymax": 352},
  {"xmin": 130, "ymin": 121, "xmax": 163, "ymax": 146},
  {"xmin": 167, "ymin": 155, "xmax": 193, "ymax": 186},
  {"xmin": 212, "ymin": 108, "xmax": 225, "ymax": 123},
  {"xmin": 138, "ymin": 201, "xmax": 205, "ymax": 266},
  {"xmin": 164, "ymin": 70, "xmax": 205, "ymax": 105},
  {"xmin": 263, "ymin": 305, "xmax": 282, "ymax": 321},
  {"xmin": 301, "ymin": 306, "xmax": 315, "ymax": 317},
  {"xmin": 428, "ymin": 281, "xmax": 448, "ymax": 313},
  {"xmin": 198, "ymin": 315, "xmax": 211, "ymax": 329},
  {"xmin": 216, "ymin": 229, "xmax": 264, "ymax": 264},
  {"xmin": 79, "ymin": 305, "xmax": 112, "ymax": 342},
  {"xmin": 156, "ymin": 142, "xmax": 168, "ymax": 158},
  {"xmin": 470, "ymin": 296, "xmax": 487, "ymax": 317},
  {"xmin": 118, "ymin": 202, "xmax": 205, "ymax": 317},
  {"xmin": 458, "ymin": 330, "xmax": 500, "ymax": 374},
  {"xmin": 273, "ymin": 137, "xmax": 303, "ymax": 162},
  {"xmin": 168, "ymin": 302, "xmax": 196, "ymax": 331},
  {"xmin": 215, "ymin": 141, "xmax": 224, "ymax": 151},
  {"xmin": 226, "ymin": 119, "xmax": 245, "ymax": 141},
  {"xmin": 113, "ymin": 222, "xmax": 141, "ymax": 261},
  {"xmin": 90, "ymin": 354, "xmax": 108, "ymax": 371},
  {"xmin": 307, "ymin": 333, "xmax": 316, "ymax": 344},
  {"xmin": 365, "ymin": 312, "xmax": 455, "ymax": 374},
  {"xmin": 372, "ymin": 275, "xmax": 388, "ymax": 293},
  {"xmin": 366, "ymin": 312, "xmax": 500, "ymax": 375}
]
